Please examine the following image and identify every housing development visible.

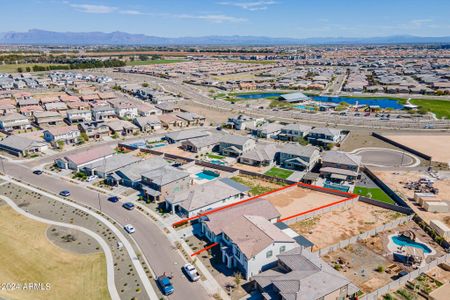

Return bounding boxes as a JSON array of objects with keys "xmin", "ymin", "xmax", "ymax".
[{"xmin": 1, "ymin": 1, "xmax": 450, "ymax": 300}]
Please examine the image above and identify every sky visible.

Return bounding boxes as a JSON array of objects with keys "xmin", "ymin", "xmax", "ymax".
[{"xmin": 1, "ymin": 0, "xmax": 450, "ymax": 38}]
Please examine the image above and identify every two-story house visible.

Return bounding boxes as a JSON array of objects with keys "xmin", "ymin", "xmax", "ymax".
[
  {"xmin": 200, "ymin": 199, "xmax": 298, "ymax": 279},
  {"xmin": 66, "ymin": 109, "xmax": 92, "ymax": 124},
  {"xmin": 320, "ymin": 151, "xmax": 362, "ymax": 182},
  {"xmin": 92, "ymin": 105, "xmax": 117, "ymax": 121},
  {"xmin": 278, "ymin": 144, "xmax": 320, "ymax": 171},
  {"xmin": 0, "ymin": 112, "xmax": 31, "ymax": 131},
  {"xmin": 278, "ymin": 123, "xmax": 312, "ymax": 141},
  {"xmin": 141, "ymin": 165, "xmax": 191, "ymax": 202},
  {"xmin": 252, "ymin": 123, "xmax": 284, "ymax": 139},
  {"xmin": 307, "ymin": 127, "xmax": 342, "ymax": 147},
  {"xmin": 34, "ymin": 111, "xmax": 64, "ymax": 128},
  {"xmin": 219, "ymin": 135, "xmax": 256, "ymax": 157},
  {"xmin": 43, "ymin": 125, "xmax": 81, "ymax": 145},
  {"xmin": 112, "ymin": 101, "xmax": 138, "ymax": 119},
  {"xmin": 227, "ymin": 115, "xmax": 265, "ymax": 131}
]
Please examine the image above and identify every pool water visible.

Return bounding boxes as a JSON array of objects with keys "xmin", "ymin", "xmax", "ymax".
[
  {"xmin": 391, "ymin": 235, "xmax": 432, "ymax": 254},
  {"xmin": 210, "ymin": 159, "xmax": 226, "ymax": 165},
  {"xmin": 295, "ymin": 105, "xmax": 316, "ymax": 111},
  {"xmin": 196, "ymin": 171, "xmax": 219, "ymax": 180},
  {"xmin": 149, "ymin": 143, "xmax": 166, "ymax": 148}
]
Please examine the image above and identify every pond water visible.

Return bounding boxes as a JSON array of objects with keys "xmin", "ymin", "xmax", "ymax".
[{"xmin": 236, "ymin": 92, "xmax": 283, "ymax": 99}]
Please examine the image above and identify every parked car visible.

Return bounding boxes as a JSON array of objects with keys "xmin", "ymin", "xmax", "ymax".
[
  {"xmin": 182, "ymin": 263, "xmax": 200, "ymax": 282},
  {"xmin": 122, "ymin": 202, "xmax": 135, "ymax": 210},
  {"xmin": 157, "ymin": 275, "xmax": 174, "ymax": 295},
  {"xmin": 124, "ymin": 224, "xmax": 135, "ymax": 234},
  {"xmin": 86, "ymin": 175, "xmax": 97, "ymax": 182},
  {"xmin": 32, "ymin": 169, "xmax": 43, "ymax": 175},
  {"xmin": 59, "ymin": 190, "xmax": 71, "ymax": 197},
  {"xmin": 107, "ymin": 196, "xmax": 119, "ymax": 203}
]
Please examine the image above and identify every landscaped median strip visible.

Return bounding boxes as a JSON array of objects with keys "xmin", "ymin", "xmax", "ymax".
[{"xmin": 172, "ymin": 181, "xmax": 358, "ymax": 228}]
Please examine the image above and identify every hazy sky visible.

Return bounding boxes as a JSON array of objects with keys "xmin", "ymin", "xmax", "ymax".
[{"xmin": 1, "ymin": 0, "xmax": 450, "ymax": 37}]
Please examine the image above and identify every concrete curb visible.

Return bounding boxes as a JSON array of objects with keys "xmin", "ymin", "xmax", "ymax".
[{"xmin": 350, "ymin": 147, "xmax": 421, "ymax": 167}]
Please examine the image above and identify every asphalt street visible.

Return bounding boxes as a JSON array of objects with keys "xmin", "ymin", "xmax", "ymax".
[{"xmin": 2, "ymin": 160, "xmax": 210, "ymax": 300}]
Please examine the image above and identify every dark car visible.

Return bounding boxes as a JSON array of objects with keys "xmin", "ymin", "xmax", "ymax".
[
  {"xmin": 157, "ymin": 275, "xmax": 174, "ymax": 295},
  {"xmin": 32, "ymin": 170, "xmax": 43, "ymax": 175},
  {"xmin": 59, "ymin": 190, "xmax": 71, "ymax": 197},
  {"xmin": 122, "ymin": 202, "xmax": 135, "ymax": 210},
  {"xmin": 107, "ymin": 196, "xmax": 119, "ymax": 203}
]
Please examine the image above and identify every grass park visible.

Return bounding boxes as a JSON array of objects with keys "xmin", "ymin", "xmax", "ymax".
[
  {"xmin": 354, "ymin": 186, "xmax": 395, "ymax": 204},
  {"xmin": 410, "ymin": 98, "xmax": 450, "ymax": 119},
  {"xmin": 0, "ymin": 205, "xmax": 109, "ymax": 300},
  {"xmin": 264, "ymin": 167, "xmax": 294, "ymax": 179}
]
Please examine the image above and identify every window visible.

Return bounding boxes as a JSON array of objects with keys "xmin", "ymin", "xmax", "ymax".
[
  {"xmin": 279, "ymin": 246, "xmax": 286, "ymax": 253},
  {"xmin": 266, "ymin": 250, "xmax": 273, "ymax": 258}
]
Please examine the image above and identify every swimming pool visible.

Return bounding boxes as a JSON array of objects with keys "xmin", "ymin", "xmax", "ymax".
[
  {"xmin": 210, "ymin": 159, "xmax": 226, "ymax": 165},
  {"xmin": 236, "ymin": 92, "xmax": 283, "ymax": 99},
  {"xmin": 391, "ymin": 235, "xmax": 432, "ymax": 254},
  {"xmin": 149, "ymin": 143, "xmax": 167, "ymax": 148},
  {"xmin": 196, "ymin": 171, "xmax": 219, "ymax": 180}
]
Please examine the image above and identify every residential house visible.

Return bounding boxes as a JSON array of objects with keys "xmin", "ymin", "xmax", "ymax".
[
  {"xmin": 165, "ymin": 178, "xmax": 250, "ymax": 217},
  {"xmin": 116, "ymin": 156, "xmax": 169, "ymax": 189},
  {"xmin": 219, "ymin": 135, "xmax": 256, "ymax": 157},
  {"xmin": 43, "ymin": 125, "xmax": 80, "ymax": 145},
  {"xmin": 181, "ymin": 135, "xmax": 221, "ymax": 154},
  {"xmin": 239, "ymin": 143, "xmax": 277, "ymax": 167},
  {"xmin": 200, "ymin": 199, "xmax": 298, "ymax": 279},
  {"xmin": 227, "ymin": 115, "xmax": 265, "ymax": 130},
  {"xmin": 155, "ymin": 102, "xmax": 180, "ymax": 114},
  {"xmin": 92, "ymin": 105, "xmax": 117, "ymax": 121},
  {"xmin": 66, "ymin": 109, "xmax": 92, "ymax": 124},
  {"xmin": 253, "ymin": 247, "xmax": 358, "ymax": 299},
  {"xmin": 176, "ymin": 112, "xmax": 206, "ymax": 126},
  {"xmin": 55, "ymin": 145, "xmax": 114, "ymax": 171},
  {"xmin": 320, "ymin": 151, "xmax": 362, "ymax": 182},
  {"xmin": 78, "ymin": 121, "xmax": 110, "ymax": 140},
  {"xmin": 83, "ymin": 153, "xmax": 142, "ymax": 179},
  {"xmin": 278, "ymin": 123, "xmax": 312, "ymax": 141},
  {"xmin": 106, "ymin": 120, "xmax": 139, "ymax": 136},
  {"xmin": 133, "ymin": 116, "xmax": 162, "ymax": 132},
  {"xmin": 164, "ymin": 129, "xmax": 210, "ymax": 144},
  {"xmin": 66, "ymin": 101, "xmax": 91, "ymax": 111},
  {"xmin": 17, "ymin": 98, "xmax": 39, "ymax": 107},
  {"xmin": 141, "ymin": 165, "xmax": 192, "ymax": 202},
  {"xmin": 0, "ymin": 103, "xmax": 16, "ymax": 115},
  {"xmin": 44, "ymin": 102, "xmax": 68, "ymax": 112},
  {"xmin": 0, "ymin": 135, "xmax": 48, "ymax": 157},
  {"xmin": 307, "ymin": 127, "xmax": 342, "ymax": 147},
  {"xmin": 278, "ymin": 144, "xmax": 320, "ymax": 171},
  {"xmin": 34, "ymin": 111, "xmax": 64, "ymax": 128},
  {"xmin": 159, "ymin": 114, "xmax": 186, "ymax": 128},
  {"xmin": 278, "ymin": 92, "xmax": 310, "ymax": 103},
  {"xmin": 111, "ymin": 101, "xmax": 138, "ymax": 119},
  {"xmin": 0, "ymin": 112, "xmax": 31, "ymax": 131},
  {"xmin": 252, "ymin": 123, "xmax": 284, "ymax": 139},
  {"xmin": 137, "ymin": 103, "xmax": 162, "ymax": 117}
]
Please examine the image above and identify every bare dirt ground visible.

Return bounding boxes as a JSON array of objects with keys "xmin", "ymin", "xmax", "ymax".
[
  {"xmin": 340, "ymin": 131, "xmax": 402, "ymax": 152},
  {"xmin": 263, "ymin": 185, "xmax": 343, "ymax": 219},
  {"xmin": 374, "ymin": 170, "xmax": 450, "ymax": 226},
  {"xmin": 232, "ymin": 162, "xmax": 269, "ymax": 173},
  {"xmin": 158, "ymin": 144, "xmax": 195, "ymax": 158},
  {"xmin": 289, "ymin": 202, "xmax": 403, "ymax": 249},
  {"xmin": 322, "ymin": 243, "xmax": 395, "ymax": 293},
  {"xmin": 385, "ymin": 134, "xmax": 450, "ymax": 164},
  {"xmin": 178, "ymin": 101, "xmax": 232, "ymax": 125}
]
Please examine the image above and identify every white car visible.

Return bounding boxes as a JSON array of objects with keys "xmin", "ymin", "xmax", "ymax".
[
  {"xmin": 182, "ymin": 263, "xmax": 200, "ymax": 282},
  {"xmin": 87, "ymin": 175, "xmax": 98, "ymax": 182},
  {"xmin": 124, "ymin": 224, "xmax": 135, "ymax": 234}
]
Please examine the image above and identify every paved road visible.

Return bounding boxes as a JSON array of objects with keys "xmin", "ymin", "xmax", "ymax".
[{"xmin": 2, "ymin": 161, "xmax": 210, "ymax": 300}]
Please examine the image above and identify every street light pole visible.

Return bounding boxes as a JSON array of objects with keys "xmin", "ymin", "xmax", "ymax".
[{"xmin": 98, "ymin": 193, "xmax": 102, "ymax": 212}]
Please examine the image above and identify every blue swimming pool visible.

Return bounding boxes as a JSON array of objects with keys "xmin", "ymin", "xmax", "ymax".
[
  {"xmin": 236, "ymin": 92, "xmax": 283, "ymax": 99},
  {"xmin": 391, "ymin": 235, "xmax": 432, "ymax": 254},
  {"xmin": 210, "ymin": 159, "xmax": 226, "ymax": 165},
  {"xmin": 149, "ymin": 143, "xmax": 167, "ymax": 148},
  {"xmin": 196, "ymin": 171, "xmax": 219, "ymax": 180}
]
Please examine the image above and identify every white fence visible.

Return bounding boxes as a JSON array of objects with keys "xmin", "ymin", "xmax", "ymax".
[
  {"xmin": 361, "ymin": 253, "xmax": 450, "ymax": 300},
  {"xmin": 317, "ymin": 215, "xmax": 413, "ymax": 256}
]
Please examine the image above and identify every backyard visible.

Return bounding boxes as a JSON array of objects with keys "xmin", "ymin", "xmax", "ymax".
[
  {"xmin": 354, "ymin": 186, "xmax": 395, "ymax": 204},
  {"xmin": 264, "ymin": 167, "xmax": 294, "ymax": 179},
  {"xmin": 231, "ymin": 174, "xmax": 287, "ymax": 196},
  {"xmin": 0, "ymin": 205, "xmax": 109, "ymax": 300}
]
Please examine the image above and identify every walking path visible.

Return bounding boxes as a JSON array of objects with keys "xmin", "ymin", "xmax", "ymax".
[
  {"xmin": 0, "ymin": 174, "xmax": 159, "ymax": 300},
  {"xmin": 0, "ymin": 195, "xmax": 121, "ymax": 299}
]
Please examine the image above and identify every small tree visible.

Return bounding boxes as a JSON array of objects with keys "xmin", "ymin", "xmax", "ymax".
[
  {"xmin": 57, "ymin": 140, "xmax": 65, "ymax": 150},
  {"xmin": 17, "ymin": 67, "xmax": 23, "ymax": 73},
  {"xmin": 80, "ymin": 132, "xmax": 89, "ymax": 142},
  {"xmin": 142, "ymin": 82, "xmax": 149, "ymax": 87}
]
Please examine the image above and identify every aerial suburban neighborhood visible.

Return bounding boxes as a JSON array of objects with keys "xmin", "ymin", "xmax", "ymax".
[{"xmin": 0, "ymin": 1, "xmax": 450, "ymax": 300}]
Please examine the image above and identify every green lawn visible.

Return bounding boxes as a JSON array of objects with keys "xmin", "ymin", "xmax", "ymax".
[
  {"xmin": 410, "ymin": 99, "xmax": 450, "ymax": 119},
  {"xmin": 264, "ymin": 167, "xmax": 294, "ymax": 179},
  {"xmin": 354, "ymin": 186, "xmax": 395, "ymax": 204},
  {"xmin": 126, "ymin": 59, "xmax": 186, "ymax": 66},
  {"xmin": 231, "ymin": 176, "xmax": 286, "ymax": 196},
  {"xmin": 207, "ymin": 153, "xmax": 225, "ymax": 160}
]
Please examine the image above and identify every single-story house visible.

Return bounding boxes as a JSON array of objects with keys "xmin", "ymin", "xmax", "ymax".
[
  {"xmin": 252, "ymin": 123, "xmax": 284, "ymax": 139},
  {"xmin": 106, "ymin": 120, "xmax": 139, "ymax": 136},
  {"xmin": 239, "ymin": 143, "xmax": 277, "ymax": 167},
  {"xmin": 133, "ymin": 116, "xmax": 162, "ymax": 132},
  {"xmin": 55, "ymin": 145, "xmax": 114, "ymax": 170},
  {"xmin": 165, "ymin": 178, "xmax": 250, "ymax": 217},
  {"xmin": 83, "ymin": 153, "xmax": 142, "ymax": 179},
  {"xmin": 176, "ymin": 112, "xmax": 206, "ymax": 126},
  {"xmin": 78, "ymin": 121, "xmax": 110, "ymax": 140},
  {"xmin": 181, "ymin": 135, "xmax": 220, "ymax": 154},
  {"xmin": 0, "ymin": 135, "xmax": 48, "ymax": 157},
  {"xmin": 164, "ymin": 129, "xmax": 210, "ymax": 144}
]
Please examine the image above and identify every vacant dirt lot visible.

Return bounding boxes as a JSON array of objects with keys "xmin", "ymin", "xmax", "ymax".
[
  {"xmin": 290, "ymin": 202, "xmax": 403, "ymax": 249},
  {"xmin": 263, "ymin": 185, "xmax": 344, "ymax": 219},
  {"xmin": 374, "ymin": 170, "xmax": 450, "ymax": 226},
  {"xmin": 385, "ymin": 134, "xmax": 450, "ymax": 164}
]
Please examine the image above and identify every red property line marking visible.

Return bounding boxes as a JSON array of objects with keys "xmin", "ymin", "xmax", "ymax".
[
  {"xmin": 277, "ymin": 194, "xmax": 358, "ymax": 223},
  {"xmin": 191, "ymin": 242, "xmax": 218, "ymax": 257},
  {"xmin": 172, "ymin": 181, "xmax": 357, "ymax": 228}
]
